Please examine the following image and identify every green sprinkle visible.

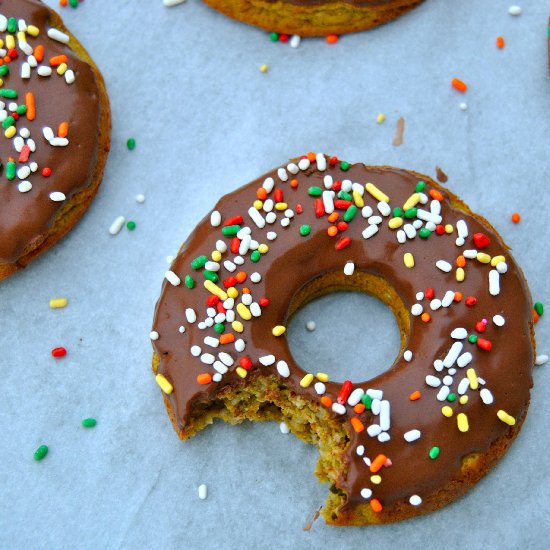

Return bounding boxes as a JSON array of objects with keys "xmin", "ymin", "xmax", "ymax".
[
  {"xmin": 126, "ymin": 137, "xmax": 136, "ymax": 150},
  {"xmin": 69, "ymin": 0, "xmax": 79, "ymax": 7},
  {"xmin": 269, "ymin": 32, "xmax": 279, "ymax": 42},
  {"xmin": 2, "ymin": 116, "xmax": 15, "ymax": 129},
  {"xmin": 308, "ymin": 186, "xmax": 322, "ymax": 197},
  {"xmin": 343, "ymin": 205, "xmax": 357, "ymax": 223},
  {"xmin": 221, "ymin": 225, "xmax": 240, "ymax": 236},
  {"xmin": 214, "ymin": 323, "xmax": 225, "ymax": 334},
  {"xmin": 534, "ymin": 302, "xmax": 544, "ymax": 316},
  {"xmin": 299, "ymin": 224, "xmax": 311, "ymax": 236},
  {"xmin": 429, "ymin": 446, "xmax": 440, "ymax": 460},
  {"xmin": 184, "ymin": 275, "xmax": 195, "ymax": 289},
  {"xmin": 392, "ymin": 207, "xmax": 403, "ymax": 218},
  {"xmin": 126, "ymin": 221, "xmax": 136, "ymax": 231},
  {"xmin": 16, "ymin": 104, "xmax": 26, "ymax": 115},
  {"xmin": 203, "ymin": 270, "xmax": 218, "ymax": 283},
  {"xmin": 468, "ymin": 334, "xmax": 478, "ymax": 344},
  {"xmin": 82, "ymin": 418, "xmax": 96, "ymax": 428},
  {"xmin": 404, "ymin": 207, "xmax": 417, "ymax": 219},
  {"xmin": 447, "ymin": 393, "xmax": 457, "ymax": 402},
  {"xmin": 0, "ymin": 65, "xmax": 9, "ymax": 76},
  {"xmin": 0, "ymin": 89, "xmax": 17, "ymax": 99},
  {"xmin": 250, "ymin": 250, "xmax": 261, "ymax": 263},
  {"xmin": 191, "ymin": 255, "xmax": 208, "ymax": 270},
  {"xmin": 6, "ymin": 160, "xmax": 16, "ymax": 181},
  {"xmin": 338, "ymin": 191, "xmax": 353, "ymax": 201},
  {"xmin": 7, "ymin": 17, "xmax": 17, "ymax": 34},
  {"xmin": 419, "ymin": 228, "xmax": 431, "ymax": 239},
  {"xmin": 415, "ymin": 181, "xmax": 426, "ymax": 192},
  {"xmin": 340, "ymin": 161, "xmax": 350, "ymax": 171},
  {"xmin": 361, "ymin": 394, "xmax": 373, "ymax": 410},
  {"xmin": 34, "ymin": 444, "xmax": 48, "ymax": 461}
]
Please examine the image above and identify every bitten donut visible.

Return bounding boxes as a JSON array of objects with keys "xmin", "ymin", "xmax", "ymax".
[
  {"xmin": 203, "ymin": 0, "xmax": 425, "ymax": 37},
  {"xmin": 151, "ymin": 155, "xmax": 535, "ymax": 525},
  {"xmin": 0, "ymin": 0, "xmax": 110, "ymax": 281}
]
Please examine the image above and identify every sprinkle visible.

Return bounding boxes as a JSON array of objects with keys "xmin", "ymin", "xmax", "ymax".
[
  {"xmin": 198, "ymin": 483, "xmax": 208, "ymax": 500},
  {"xmin": 305, "ymin": 320, "xmax": 316, "ymax": 332},
  {"xmin": 365, "ymin": 182, "xmax": 390, "ymax": 203},
  {"xmin": 404, "ymin": 350, "xmax": 413, "ymax": 362},
  {"xmin": 488, "ymin": 270, "xmax": 500, "ymax": 296},
  {"xmin": 82, "ymin": 418, "xmax": 96, "ymax": 428},
  {"xmin": 149, "ymin": 331, "xmax": 159, "ymax": 341},
  {"xmin": 279, "ymin": 422, "xmax": 290, "ymax": 434},
  {"xmin": 204, "ymin": 280, "xmax": 228, "ymax": 301},
  {"xmin": 457, "ymin": 413, "xmax": 469, "ymax": 432},
  {"xmin": 47, "ymin": 28, "xmax": 69, "ymax": 44},
  {"xmin": 497, "ymin": 410, "xmax": 516, "ymax": 426},
  {"xmin": 156, "ymin": 374, "xmax": 173, "ymax": 394},
  {"xmin": 315, "ymin": 382, "xmax": 326, "ymax": 395},
  {"xmin": 49, "ymin": 298, "xmax": 68, "ymax": 309},
  {"xmin": 51, "ymin": 346, "xmax": 67, "ymax": 358},
  {"xmin": 350, "ymin": 417, "xmax": 365, "ymax": 433},
  {"xmin": 511, "ymin": 212, "xmax": 521, "ymax": 223},
  {"xmin": 466, "ymin": 368, "xmax": 479, "ymax": 390},
  {"xmin": 404, "ymin": 253, "xmax": 415, "ymax": 268},
  {"xmin": 49, "ymin": 191, "xmax": 66, "ymax": 202},
  {"xmin": 165, "ymin": 271, "xmax": 181, "ymax": 286},
  {"xmin": 34, "ymin": 445, "xmax": 48, "ymax": 461},
  {"xmin": 404, "ymin": 429, "xmax": 421, "ymax": 442},
  {"xmin": 534, "ymin": 302, "xmax": 544, "ymax": 316},
  {"xmin": 289, "ymin": 35, "xmax": 301, "ymax": 48},
  {"xmin": 259, "ymin": 64, "xmax": 268, "ymax": 73},
  {"xmin": 276, "ymin": 360, "xmax": 290, "ymax": 378},
  {"xmin": 326, "ymin": 34, "xmax": 339, "ymax": 44},
  {"xmin": 163, "ymin": 0, "xmax": 187, "ymax": 6},
  {"xmin": 451, "ymin": 328, "xmax": 468, "ymax": 339},
  {"xmin": 332, "ymin": 403, "xmax": 346, "ymax": 415},
  {"xmin": 409, "ymin": 495, "xmax": 422, "ymax": 506},
  {"xmin": 429, "ymin": 447, "xmax": 440, "ymax": 459},
  {"xmin": 136, "ymin": 194, "xmax": 145, "ymax": 203},
  {"xmin": 370, "ymin": 499, "xmax": 383, "ymax": 513},
  {"xmin": 362, "ymin": 225, "xmax": 379, "ymax": 239},
  {"xmin": 344, "ymin": 261, "xmax": 355, "ymax": 276},
  {"xmin": 441, "ymin": 406, "xmax": 453, "ymax": 417},
  {"xmin": 425, "ymin": 375, "xmax": 441, "ymax": 388},
  {"xmin": 451, "ymin": 78, "xmax": 467, "ymax": 93},
  {"xmin": 376, "ymin": 113, "xmax": 385, "ymax": 124},
  {"xmin": 479, "ymin": 388, "xmax": 494, "ymax": 405},
  {"xmin": 436, "ymin": 260, "xmax": 452, "ymax": 272},
  {"xmin": 493, "ymin": 315, "xmax": 505, "ymax": 326},
  {"xmin": 508, "ymin": 6, "xmax": 522, "ymax": 16},
  {"xmin": 320, "ymin": 396, "xmax": 332, "ymax": 407},
  {"xmin": 411, "ymin": 304, "xmax": 423, "ymax": 316},
  {"xmin": 536, "ymin": 355, "xmax": 548, "ymax": 366},
  {"xmin": 272, "ymin": 325, "xmax": 286, "ymax": 337}
]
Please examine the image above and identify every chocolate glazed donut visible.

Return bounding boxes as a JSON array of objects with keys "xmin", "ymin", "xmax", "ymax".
[{"xmin": 151, "ymin": 155, "xmax": 534, "ymax": 525}]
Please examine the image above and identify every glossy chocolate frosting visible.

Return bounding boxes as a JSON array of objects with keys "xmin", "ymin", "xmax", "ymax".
[
  {"xmin": 0, "ymin": 0, "xmax": 103, "ymax": 263},
  {"xmin": 152, "ymin": 157, "xmax": 534, "ymax": 517}
]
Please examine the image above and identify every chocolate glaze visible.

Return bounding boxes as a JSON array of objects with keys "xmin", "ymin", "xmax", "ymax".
[
  {"xmin": 0, "ymin": 0, "xmax": 103, "ymax": 263},
  {"xmin": 152, "ymin": 158, "xmax": 534, "ymax": 517}
]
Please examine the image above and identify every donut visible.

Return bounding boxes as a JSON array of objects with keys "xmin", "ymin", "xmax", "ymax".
[
  {"xmin": 151, "ymin": 155, "xmax": 535, "ymax": 525},
  {"xmin": 202, "ymin": 0, "xmax": 426, "ymax": 37},
  {"xmin": 0, "ymin": 0, "xmax": 111, "ymax": 281}
]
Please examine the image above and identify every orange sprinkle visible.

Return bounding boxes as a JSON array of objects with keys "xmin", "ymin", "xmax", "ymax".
[
  {"xmin": 3, "ymin": 56, "xmax": 10, "ymax": 64},
  {"xmin": 257, "ymin": 187, "xmax": 267, "ymax": 200},
  {"xmin": 196, "ymin": 373, "xmax": 212, "ymax": 385},
  {"xmin": 49, "ymin": 54, "xmax": 68, "ymax": 66},
  {"xmin": 454, "ymin": 291, "xmax": 463, "ymax": 302},
  {"xmin": 511, "ymin": 212, "xmax": 521, "ymax": 223},
  {"xmin": 235, "ymin": 271, "xmax": 247, "ymax": 283},
  {"xmin": 58, "ymin": 121, "xmax": 69, "ymax": 138},
  {"xmin": 409, "ymin": 390, "xmax": 422, "ymax": 401},
  {"xmin": 307, "ymin": 152, "xmax": 316, "ymax": 162},
  {"xmin": 456, "ymin": 255, "xmax": 466, "ymax": 268},
  {"xmin": 219, "ymin": 333, "xmax": 235, "ymax": 345},
  {"xmin": 350, "ymin": 417, "xmax": 365, "ymax": 433},
  {"xmin": 320, "ymin": 395, "xmax": 333, "ymax": 408},
  {"xmin": 451, "ymin": 78, "xmax": 468, "ymax": 93},
  {"xmin": 326, "ymin": 34, "xmax": 339, "ymax": 44},
  {"xmin": 327, "ymin": 212, "xmax": 339, "ymax": 223},
  {"xmin": 34, "ymin": 44, "xmax": 44, "ymax": 63},
  {"xmin": 421, "ymin": 312, "xmax": 431, "ymax": 323},
  {"xmin": 25, "ymin": 92, "xmax": 36, "ymax": 121},
  {"xmin": 60, "ymin": 0, "xmax": 68, "ymax": 6},
  {"xmin": 370, "ymin": 454, "xmax": 387, "ymax": 473},
  {"xmin": 242, "ymin": 287, "xmax": 251, "ymax": 294},
  {"xmin": 290, "ymin": 178, "xmax": 298, "ymax": 188},
  {"xmin": 354, "ymin": 403, "xmax": 366, "ymax": 414},
  {"xmin": 534, "ymin": 311, "xmax": 540, "ymax": 324},
  {"xmin": 429, "ymin": 189, "xmax": 444, "ymax": 201},
  {"xmin": 496, "ymin": 36, "xmax": 505, "ymax": 49},
  {"xmin": 327, "ymin": 225, "xmax": 338, "ymax": 237},
  {"xmin": 370, "ymin": 498, "xmax": 383, "ymax": 513},
  {"xmin": 0, "ymin": 59, "xmax": 3, "ymax": 66}
]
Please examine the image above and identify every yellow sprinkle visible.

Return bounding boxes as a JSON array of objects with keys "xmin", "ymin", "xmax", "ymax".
[
  {"xmin": 491, "ymin": 255, "xmax": 506, "ymax": 267},
  {"xmin": 17, "ymin": 31, "xmax": 27, "ymax": 43},
  {"xmin": 388, "ymin": 217, "xmax": 403, "ymax": 229},
  {"xmin": 275, "ymin": 202, "xmax": 288, "ymax": 211},
  {"xmin": 456, "ymin": 267, "xmax": 465, "ymax": 282},
  {"xmin": 49, "ymin": 298, "xmax": 68, "ymax": 309},
  {"xmin": 300, "ymin": 373, "xmax": 314, "ymax": 388},
  {"xmin": 4, "ymin": 126, "xmax": 16, "ymax": 139},
  {"xmin": 466, "ymin": 368, "xmax": 479, "ymax": 390},
  {"xmin": 6, "ymin": 35, "xmax": 15, "ymax": 49},
  {"xmin": 457, "ymin": 413, "xmax": 469, "ymax": 432},
  {"xmin": 236, "ymin": 303, "xmax": 252, "ymax": 321},
  {"xmin": 259, "ymin": 64, "xmax": 268, "ymax": 73},
  {"xmin": 258, "ymin": 244, "xmax": 269, "ymax": 254},
  {"xmin": 459, "ymin": 395, "xmax": 468, "ymax": 405},
  {"xmin": 476, "ymin": 252, "xmax": 491, "ymax": 264},
  {"xmin": 232, "ymin": 320, "xmax": 244, "ymax": 333},
  {"xmin": 155, "ymin": 374, "xmax": 173, "ymax": 394},
  {"xmin": 370, "ymin": 475, "xmax": 382, "ymax": 484},
  {"xmin": 26, "ymin": 25, "xmax": 39, "ymax": 37},
  {"xmin": 236, "ymin": 367, "xmax": 248, "ymax": 378},
  {"xmin": 227, "ymin": 286, "xmax": 239, "ymax": 299},
  {"xmin": 0, "ymin": 79, "xmax": 3, "ymax": 87},
  {"xmin": 442, "ymin": 406, "xmax": 454, "ymax": 417},
  {"xmin": 352, "ymin": 190, "xmax": 364, "ymax": 208},
  {"xmin": 57, "ymin": 62, "xmax": 68, "ymax": 76},
  {"xmin": 316, "ymin": 372, "xmax": 329, "ymax": 383},
  {"xmin": 272, "ymin": 325, "xmax": 286, "ymax": 337},
  {"xmin": 403, "ymin": 193, "xmax": 420, "ymax": 211},
  {"xmin": 404, "ymin": 252, "xmax": 415, "ymax": 269},
  {"xmin": 211, "ymin": 250, "xmax": 222, "ymax": 262},
  {"xmin": 445, "ymin": 224, "xmax": 454, "ymax": 234},
  {"xmin": 253, "ymin": 199, "xmax": 263, "ymax": 210},
  {"xmin": 203, "ymin": 280, "xmax": 228, "ymax": 301},
  {"xmin": 497, "ymin": 410, "xmax": 516, "ymax": 426},
  {"xmin": 365, "ymin": 182, "xmax": 390, "ymax": 203},
  {"xmin": 0, "ymin": 39, "xmax": 3, "ymax": 48},
  {"xmin": 376, "ymin": 113, "xmax": 386, "ymax": 124}
]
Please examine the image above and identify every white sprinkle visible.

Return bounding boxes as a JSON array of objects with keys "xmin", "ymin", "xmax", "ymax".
[
  {"xmin": 279, "ymin": 422, "xmax": 290, "ymax": 434},
  {"xmin": 43, "ymin": 126, "xmax": 55, "ymax": 141},
  {"xmin": 265, "ymin": 212, "xmax": 276, "ymax": 224},
  {"xmin": 480, "ymin": 388, "xmax": 494, "ymax": 405},
  {"xmin": 136, "ymin": 193, "xmax": 145, "ymax": 203},
  {"xmin": 404, "ymin": 429, "xmax": 421, "ymax": 442},
  {"xmin": 489, "ymin": 270, "xmax": 500, "ymax": 296},
  {"xmin": 360, "ymin": 488, "xmax": 372, "ymax": 500},
  {"xmin": 306, "ymin": 321, "xmax": 316, "ymax": 331},
  {"xmin": 64, "ymin": 70, "xmax": 75, "ymax": 84},
  {"xmin": 377, "ymin": 201, "xmax": 391, "ymax": 216},
  {"xmin": 262, "ymin": 199, "xmax": 273, "ymax": 213},
  {"xmin": 536, "ymin": 355, "xmax": 548, "ymax": 366},
  {"xmin": 212, "ymin": 361, "xmax": 228, "ymax": 374},
  {"xmin": 49, "ymin": 191, "xmax": 66, "ymax": 202},
  {"xmin": 259, "ymin": 355, "xmax": 275, "ymax": 366},
  {"xmin": 463, "ymin": 249, "xmax": 477, "ymax": 259},
  {"xmin": 425, "ymin": 375, "xmax": 441, "ymax": 388},
  {"xmin": 443, "ymin": 375, "xmax": 453, "ymax": 386},
  {"xmin": 411, "ymin": 303, "xmax": 423, "ymax": 316},
  {"xmin": 437, "ymin": 386, "xmax": 450, "ymax": 401},
  {"xmin": 298, "ymin": 158, "xmax": 310, "ymax": 171},
  {"xmin": 47, "ymin": 28, "xmax": 69, "ymax": 44},
  {"xmin": 266, "ymin": 231, "xmax": 277, "ymax": 241},
  {"xmin": 433, "ymin": 359, "xmax": 444, "ymax": 372},
  {"xmin": 248, "ymin": 206, "xmax": 266, "ymax": 228},
  {"xmin": 198, "ymin": 484, "xmax": 207, "ymax": 500},
  {"xmin": 331, "ymin": 403, "xmax": 346, "ymax": 415},
  {"xmin": 27, "ymin": 55, "xmax": 37, "ymax": 68},
  {"xmin": 37, "ymin": 65, "xmax": 52, "ymax": 77},
  {"xmin": 50, "ymin": 137, "xmax": 69, "ymax": 147},
  {"xmin": 443, "ymin": 342, "xmax": 463, "ymax": 368},
  {"xmin": 234, "ymin": 339, "xmax": 246, "ymax": 352},
  {"xmin": 457, "ymin": 352, "xmax": 473, "ymax": 368},
  {"xmin": 149, "ymin": 331, "xmax": 159, "ymax": 341},
  {"xmin": 430, "ymin": 299, "xmax": 442, "ymax": 311},
  {"xmin": 286, "ymin": 163, "xmax": 299, "ymax": 174},
  {"xmin": 226, "ymin": 310, "xmax": 235, "ymax": 323},
  {"xmin": 200, "ymin": 353, "xmax": 215, "ymax": 365},
  {"xmin": 316, "ymin": 153, "xmax": 326, "ymax": 170},
  {"xmin": 18, "ymin": 181, "xmax": 32, "ymax": 193},
  {"xmin": 371, "ymin": 399, "xmax": 381, "ymax": 415},
  {"xmin": 249, "ymin": 302, "xmax": 262, "ymax": 317},
  {"xmin": 496, "ymin": 262, "xmax": 508, "ymax": 274},
  {"xmin": 280, "ymin": 218, "xmax": 290, "ymax": 228},
  {"xmin": 30, "ymin": 161, "xmax": 38, "ymax": 171},
  {"xmin": 379, "ymin": 400, "xmax": 390, "ymax": 431},
  {"xmin": 356, "ymin": 445, "xmax": 365, "ymax": 456},
  {"xmin": 436, "ymin": 260, "xmax": 452, "ymax": 273},
  {"xmin": 277, "ymin": 360, "xmax": 290, "ymax": 378},
  {"xmin": 190, "ymin": 345, "xmax": 201, "ymax": 357},
  {"xmin": 378, "ymin": 432, "xmax": 391, "ymax": 443},
  {"xmin": 178, "ymin": 326, "xmax": 185, "ymax": 334},
  {"xmin": 241, "ymin": 293, "xmax": 253, "ymax": 306},
  {"xmin": 404, "ymin": 350, "xmax": 413, "ymax": 362},
  {"xmin": 204, "ymin": 261, "xmax": 220, "ymax": 272},
  {"xmin": 284, "ymin": 209, "xmax": 294, "ymax": 219},
  {"xmin": 323, "ymin": 175, "xmax": 333, "ymax": 189},
  {"xmin": 183, "ymin": 309, "xmax": 196, "ymax": 324},
  {"xmin": 416, "ymin": 292, "xmax": 424, "ymax": 301},
  {"xmin": 361, "ymin": 205, "xmax": 373, "ymax": 218},
  {"xmin": 493, "ymin": 314, "xmax": 505, "ymax": 327},
  {"xmin": 162, "ymin": 271, "xmax": 180, "ymax": 287},
  {"xmin": 223, "ymin": 260, "xmax": 236, "ymax": 272},
  {"xmin": 456, "ymin": 219, "xmax": 468, "ymax": 239},
  {"xmin": 397, "ymin": 230, "xmax": 406, "ymax": 244},
  {"xmin": 212, "ymin": 373, "xmax": 222, "ymax": 383},
  {"xmin": 347, "ymin": 388, "xmax": 365, "ymax": 407},
  {"xmin": 20, "ymin": 128, "xmax": 30, "ymax": 139},
  {"xmin": 430, "ymin": 200, "xmax": 441, "ymax": 215},
  {"xmin": 409, "ymin": 495, "xmax": 422, "ymax": 506},
  {"xmin": 277, "ymin": 167, "xmax": 288, "ymax": 182},
  {"xmin": 344, "ymin": 261, "xmax": 355, "ymax": 276},
  {"xmin": 460, "ymin": 102, "xmax": 468, "ymax": 111},
  {"xmin": 236, "ymin": 227, "xmax": 251, "ymax": 238},
  {"xmin": 262, "ymin": 177, "xmax": 274, "ymax": 193},
  {"xmin": 163, "ymin": 0, "xmax": 187, "ymax": 6},
  {"xmin": 367, "ymin": 424, "xmax": 382, "ymax": 437},
  {"xmin": 412, "ymin": 219, "xmax": 423, "ymax": 229},
  {"xmin": 217, "ymin": 353, "xmax": 233, "ymax": 367},
  {"xmin": 368, "ymin": 215, "xmax": 382, "ymax": 225},
  {"xmin": 416, "ymin": 209, "xmax": 442, "ymax": 224},
  {"xmin": 362, "ymin": 225, "xmax": 379, "ymax": 239},
  {"xmin": 352, "ymin": 183, "xmax": 364, "ymax": 196},
  {"xmin": 314, "ymin": 382, "xmax": 326, "ymax": 395},
  {"xmin": 204, "ymin": 336, "xmax": 219, "ymax": 348},
  {"xmin": 366, "ymin": 388, "xmax": 383, "ymax": 400},
  {"xmin": 0, "ymin": 16, "xmax": 7, "ymax": 32},
  {"xmin": 233, "ymin": 256, "xmax": 245, "ymax": 265},
  {"xmin": 250, "ymin": 272, "xmax": 261, "ymax": 283},
  {"xmin": 322, "ymin": 190, "xmax": 335, "ymax": 214},
  {"xmin": 210, "ymin": 210, "xmax": 221, "ymax": 227},
  {"xmin": 451, "ymin": 328, "xmax": 468, "ymax": 340},
  {"xmin": 508, "ymin": 5, "xmax": 522, "ymax": 16},
  {"xmin": 404, "ymin": 224, "xmax": 416, "ymax": 239},
  {"xmin": 457, "ymin": 378, "xmax": 470, "ymax": 395},
  {"xmin": 442, "ymin": 290, "xmax": 455, "ymax": 307},
  {"xmin": 21, "ymin": 62, "xmax": 31, "ymax": 79}
]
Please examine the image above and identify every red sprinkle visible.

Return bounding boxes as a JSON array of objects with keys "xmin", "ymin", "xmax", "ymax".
[
  {"xmin": 337, "ymin": 221, "xmax": 348, "ymax": 232},
  {"xmin": 295, "ymin": 204, "xmax": 303, "ymax": 214},
  {"xmin": 337, "ymin": 380, "xmax": 353, "ymax": 404},
  {"xmin": 475, "ymin": 321, "xmax": 486, "ymax": 333},
  {"xmin": 273, "ymin": 188, "xmax": 284, "ymax": 203},
  {"xmin": 18, "ymin": 144, "xmax": 31, "ymax": 163},
  {"xmin": 425, "ymin": 288, "xmax": 435, "ymax": 300},
  {"xmin": 435, "ymin": 225, "xmax": 445, "ymax": 235},
  {"xmin": 224, "ymin": 215, "xmax": 243, "ymax": 226},
  {"xmin": 477, "ymin": 338, "xmax": 492, "ymax": 351},
  {"xmin": 206, "ymin": 295, "xmax": 219, "ymax": 307},
  {"xmin": 315, "ymin": 198, "xmax": 325, "ymax": 218},
  {"xmin": 240, "ymin": 357, "xmax": 252, "ymax": 370},
  {"xmin": 230, "ymin": 237, "xmax": 240, "ymax": 254},
  {"xmin": 216, "ymin": 302, "xmax": 226, "ymax": 314},
  {"xmin": 335, "ymin": 236, "xmax": 351, "ymax": 250},
  {"xmin": 279, "ymin": 33, "xmax": 289, "ymax": 42},
  {"xmin": 51, "ymin": 347, "xmax": 67, "ymax": 358},
  {"xmin": 329, "ymin": 156, "xmax": 338, "ymax": 166},
  {"xmin": 465, "ymin": 296, "xmax": 477, "ymax": 307},
  {"xmin": 42, "ymin": 167, "xmax": 52, "ymax": 177},
  {"xmin": 473, "ymin": 233, "xmax": 490, "ymax": 249},
  {"xmin": 223, "ymin": 276, "xmax": 237, "ymax": 289},
  {"xmin": 259, "ymin": 297, "xmax": 269, "ymax": 307},
  {"xmin": 334, "ymin": 199, "xmax": 352, "ymax": 210},
  {"xmin": 331, "ymin": 180, "xmax": 342, "ymax": 192}
]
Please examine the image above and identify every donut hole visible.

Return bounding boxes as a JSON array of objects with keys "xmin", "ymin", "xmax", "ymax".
[{"xmin": 286, "ymin": 271, "xmax": 409, "ymax": 384}]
